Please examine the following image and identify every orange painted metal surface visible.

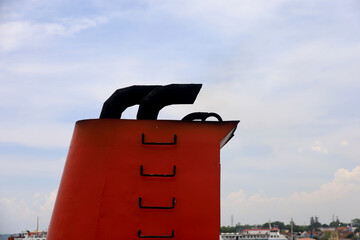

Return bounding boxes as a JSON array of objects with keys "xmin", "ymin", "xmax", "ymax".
[{"xmin": 48, "ymin": 119, "xmax": 238, "ymax": 240}]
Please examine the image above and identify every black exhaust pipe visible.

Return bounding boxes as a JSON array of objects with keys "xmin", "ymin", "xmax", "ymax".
[
  {"xmin": 137, "ymin": 84, "xmax": 202, "ymax": 120},
  {"xmin": 99, "ymin": 85, "xmax": 160, "ymax": 119}
]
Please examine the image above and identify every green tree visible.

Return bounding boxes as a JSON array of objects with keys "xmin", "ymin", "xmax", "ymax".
[
  {"xmin": 273, "ymin": 221, "xmax": 286, "ymax": 230},
  {"xmin": 351, "ymin": 234, "xmax": 359, "ymax": 240},
  {"xmin": 285, "ymin": 222, "xmax": 307, "ymax": 232},
  {"xmin": 262, "ymin": 221, "xmax": 285, "ymax": 230},
  {"xmin": 308, "ymin": 216, "xmax": 322, "ymax": 231},
  {"xmin": 220, "ymin": 226, "xmax": 237, "ymax": 233},
  {"xmin": 347, "ymin": 233, "xmax": 354, "ymax": 239},
  {"xmin": 329, "ymin": 219, "xmax": 347, "ymax": 228},
  {"xmin": 319, "ymin": 231, "xmax": 331, "ymax": 240}
]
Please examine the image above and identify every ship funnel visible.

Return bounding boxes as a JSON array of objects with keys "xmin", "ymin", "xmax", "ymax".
[{"xmin": 48, "ymin": 83, "xmax": 239, "ymax": 240}]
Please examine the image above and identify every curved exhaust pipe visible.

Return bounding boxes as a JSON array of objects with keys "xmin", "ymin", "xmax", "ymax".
[
  {"xmin": 99, "ymin": 85, "xmax": 160, "ymax": 119},
  {"xmin": 137, "ymin": 84, "xmax": 202, "ymax": 120}
]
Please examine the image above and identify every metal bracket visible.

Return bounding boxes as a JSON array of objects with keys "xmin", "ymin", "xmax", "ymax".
[
  {"xmin": 181, "ymin": 112, "xmax": 223, "ymax": 122},
  {"xmin": 141, "ymin": 133, "xmax": 177, "ymax": 145},
  {"xmin": 140, "ymin": 165, "xmax": 176, "ymax": 177},
  {"xmin": 138, "ymin": 230, "xmax": 174, "ymax": 238},
  {"xmin": 139, "ymin": 197, "xmax": 176, "ymax": 209}
]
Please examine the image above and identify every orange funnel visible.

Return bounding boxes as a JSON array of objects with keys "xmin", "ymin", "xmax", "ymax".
[{"xmin": 48, "ymin": 85, "xmax": 239, "ymax": 240}]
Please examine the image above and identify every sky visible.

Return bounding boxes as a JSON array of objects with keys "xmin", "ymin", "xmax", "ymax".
[{"xmin": 1, "ymin": 0, "xmax": 360, "ymax": 234}]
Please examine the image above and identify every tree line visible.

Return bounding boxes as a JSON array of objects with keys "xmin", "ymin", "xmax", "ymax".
[{"xmin": 220, "ymin": 218, "xmax": 360, "ymax": 233}]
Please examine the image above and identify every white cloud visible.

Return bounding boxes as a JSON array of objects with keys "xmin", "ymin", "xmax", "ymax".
[
  {"xmin": 0, "ymin": 156, "xmax": 65, "ymax": 177},
  {"xmin": 145, "ymin": 0, "xmax": 288, "ymax": 35},
  {"xmin": 311, "ymin": 141, "xmax": 328, "ymax": 155},
  {"xmin": 0, "ymin": 17, "xmax": 108, "ymax": 51},
  {"xmin": 0, "ymin": 191, "xmax": 57, "ymax": 233},
  {"xmin": 222, "ymin": 166, "xmax": 360, "ymax": 225},
  {"xmin": 0, "ymin": 123, "xmax": 73, "ymax": 148},
  {"xmin": 61, "ymin": 17, "xmax": 108, "ymax": 34},
  {"xmin": 270, "ymin": 41, "xmax": 360, "ymax": 87}
]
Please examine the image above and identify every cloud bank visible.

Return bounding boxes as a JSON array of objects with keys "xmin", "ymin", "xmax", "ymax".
[
  {"xmin": 0, "ymin": 191, "xmax": 57, "ymax": 233},
  {"xmin": 222, "ymin": 166, "xmax": 360, "ymax": 225}
]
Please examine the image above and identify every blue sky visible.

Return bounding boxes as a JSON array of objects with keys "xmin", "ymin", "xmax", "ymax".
[{"xmin": 1, "ymin": 0, "xmax": 360, "ymax": 234}]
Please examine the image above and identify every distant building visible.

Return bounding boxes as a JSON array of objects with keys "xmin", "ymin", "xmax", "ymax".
[
  {"xmin": 319, "ymin": 227, "xmax": 336, "ymax": 232},
  {"xmin": 337, "ymin": 227, "xmax": 348, "ymax": 232}
]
